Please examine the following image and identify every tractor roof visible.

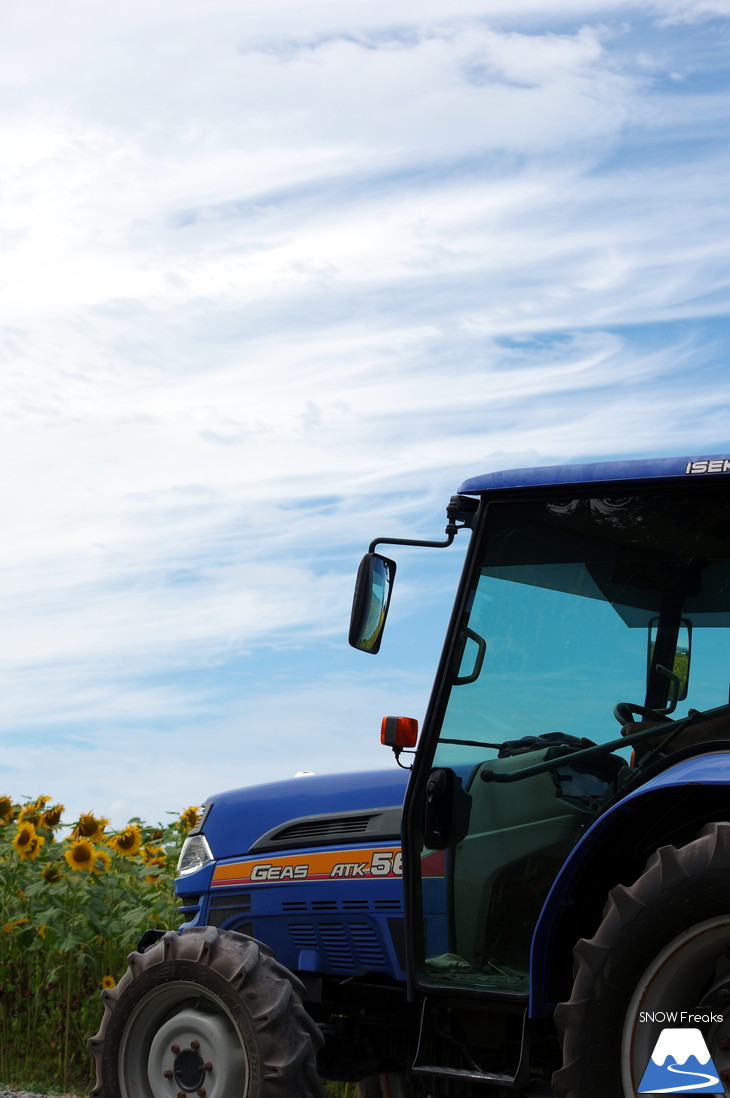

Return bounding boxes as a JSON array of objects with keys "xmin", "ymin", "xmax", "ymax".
[{"xmin": 459, "ymin": 454, "xmax": 730, "ymax": 495}]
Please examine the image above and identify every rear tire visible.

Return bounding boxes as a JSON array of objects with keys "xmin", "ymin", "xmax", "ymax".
[
  {"xmin": 553, "ymin": 822, "xmax": 730, "ymax": 1097},
  {"xmin": 89, "ymin": 927, "xmax": 324, "ymax": 1098}
]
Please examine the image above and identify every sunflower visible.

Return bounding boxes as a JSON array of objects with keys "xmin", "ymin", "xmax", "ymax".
[
  {"xmin": 39, "ymin": 803, "xmax": 65, "ymax": 829},
  {"xmin": 93, "ymin": 848, "xmax": 112, "ymax": 874},
  {"xmin": 41, "ymin": 863, "xmax": 63, "ymax": 884},
  {"xmin": 0, "ymin": 795, "xmax": 14, "ymax": 822},
  {"xmin": 63, "ymin": 839, "xmax": 96, "ymax": 872},
  {"xmin": 25, "ymin": 835, "xmax": 45, "ymax": 860},
  {"xmin": 143, "ymin": 855, "xmax": 167, "ymax": 884},
  {"xmin": 18, "ymin": 806, "xmax": 41, "ymax": 826},
  {"xmin": 13, "ymin": 822, "xmax": 45, "ymax": 860},
  {"xmin": 3, "ymin": 918, "xmax": 29, "ymax": 934},
  {"xmin": 108, "ymin": 825, "xmax": 142, "ymax": 856},
  {"xmin": 18, "ymin": 795, "xmax": 51, "ymax": 827},
  {"xmin": 101, "ymin": 975, "xmax": 117, "ymax": 989},
  {"xmin": 73, "ymin": 812, "xmax": 109, "ymax": 842},
  {"xmin": 178, "ymin": 806, "xmax": 200, "ymax": 832},
  {"xmin": 141, "ymin": 844, "xmax": 166, "ymax": 864}
]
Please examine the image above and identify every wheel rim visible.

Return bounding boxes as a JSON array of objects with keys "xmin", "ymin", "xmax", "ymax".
[
  {"xmin": 620, "ymin": 915, "xmax": 730, "ymax": 1095},
  {"xmin": 118, "ymin": 980, "xmax": 249, "ymax": 1098}
]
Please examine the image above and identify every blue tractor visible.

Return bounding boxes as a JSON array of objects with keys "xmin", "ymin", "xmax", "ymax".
[{"xmin": 91, "ymin": 454, "xmax": 730, "ymax": 1097}]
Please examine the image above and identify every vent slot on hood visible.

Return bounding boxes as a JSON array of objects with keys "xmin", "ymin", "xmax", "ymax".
[{"xmin": 251, "ymin": 805, "xmax": 402, "ymax": 851}]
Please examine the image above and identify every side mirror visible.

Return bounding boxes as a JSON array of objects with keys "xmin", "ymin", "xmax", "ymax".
[
  {"xmin": 349, "ymin": 553, "xmax": 396, "ymax": 654},
  {"xmin": 647, "ymin": 618, "xmax": 692, "ymax": 714}
]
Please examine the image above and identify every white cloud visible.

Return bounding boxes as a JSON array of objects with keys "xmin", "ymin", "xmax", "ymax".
[
  {"xmin": 0, "ymin": 1, "xmax": 729, "ymax": 825},
  {"xmin": 652, "ymin": 0, "xmax": 730, "ymax": 21}
]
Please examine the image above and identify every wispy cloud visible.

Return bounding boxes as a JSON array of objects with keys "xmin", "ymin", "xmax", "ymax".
[{"xmin": 0, "ymin": 1, "xmax": 729, "ymax": 823}]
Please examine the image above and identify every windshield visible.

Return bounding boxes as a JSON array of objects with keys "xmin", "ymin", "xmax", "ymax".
[{"xmin": 434, "ymin": 490, "xmax": 730, "ymax": 767}]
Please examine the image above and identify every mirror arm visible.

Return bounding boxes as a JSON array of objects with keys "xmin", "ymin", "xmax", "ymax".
[
  {"xmin": 368, "ymin": 494, "xmax": 478, "ymax": 553},
  {"xmin": 369, "ymin": 528, "xmax": 456, "ymax": 554}
]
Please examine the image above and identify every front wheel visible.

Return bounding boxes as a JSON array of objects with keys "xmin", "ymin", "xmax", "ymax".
[
  {"xmin": 553, "ymin": 822, "xmax": 730, "ymax": 1097},
  {"xmin": 89, "ymin": 927, "xmax": 324, "ymax": 1098}
]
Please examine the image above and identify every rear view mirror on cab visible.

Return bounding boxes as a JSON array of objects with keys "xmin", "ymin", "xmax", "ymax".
[
  {"xmin": 349, "ymin": 553, "xmax": 396, "ymax": 654},
  {"xmin": 647, "ymin": 617, "xmax": 692, "ymax": 714}
]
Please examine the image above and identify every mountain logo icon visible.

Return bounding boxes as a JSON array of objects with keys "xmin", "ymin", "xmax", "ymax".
[{"xmin": 638, "ymin": 1028, "xmax": 723, "ymax": 1093}]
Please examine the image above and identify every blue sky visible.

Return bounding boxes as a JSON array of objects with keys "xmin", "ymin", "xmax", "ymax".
[{"xmin": 1, "ymin": 0, "xmax": 730, "ymax": 827}]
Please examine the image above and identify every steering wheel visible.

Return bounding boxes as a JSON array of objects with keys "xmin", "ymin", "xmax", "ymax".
[{"xmin": 613, "ymin": 702, "xmax": 674, "ymax": 726}]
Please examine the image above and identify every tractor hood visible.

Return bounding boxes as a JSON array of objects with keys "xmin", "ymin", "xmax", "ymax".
[{"xmin": 199, "ymin": 768, "xmax": 410, "ymax": 862}]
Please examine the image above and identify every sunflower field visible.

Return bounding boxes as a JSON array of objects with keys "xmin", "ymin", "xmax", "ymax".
[{"xmin": 0, "ymin": 794, "xmax": 198, "ymax": 1093}]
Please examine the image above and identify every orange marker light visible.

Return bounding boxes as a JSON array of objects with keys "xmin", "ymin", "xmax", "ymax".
[{"xmin": 381, "ymin": 716, "xmax": 418, "ymax": 749}]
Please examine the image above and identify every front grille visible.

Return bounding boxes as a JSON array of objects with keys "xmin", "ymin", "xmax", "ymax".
[
  {"xmin": 177, "ymin": 894, "xmax": 202, "ymax": 919},
  {"xmin": 319, "ymin": 923, "xmax": 354, "ymax": 969},
  {"xmin": 287, "ymin": 918, "xmax": 389, "ymax": 974},
  {"xmin": 290, "ymin": 924, "xmax": 319, "ymax": 949},
  {"xmin": 349, "ymin": 921, "xmax": 385, "ymax": 967},
  {"xmin": 207, "ymin": 891, "xmax": 252, "ymax": 928}
]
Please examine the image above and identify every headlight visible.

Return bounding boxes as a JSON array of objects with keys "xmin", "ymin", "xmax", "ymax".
[{"xmin": 176, "ymin": 833, "xmax": 214, "ymax": 877}]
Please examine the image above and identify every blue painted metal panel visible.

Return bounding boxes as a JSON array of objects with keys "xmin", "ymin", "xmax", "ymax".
[
  {"xmin": 176, "ymin": 767, "xmax": 411, "ymax": 981},
  {"xmin": 210, "ymin": 848, "xmax": 406, "ymax": 978},
  {"xmin": 529, "ymin": 749, "xmax": 730, "ymax": 1015},
  {"xmin": 178, "ymin": 841, "xmax": 407, "ymax": 979},
  {"xmin": 203, "ymin": 767, "xmax": 409, "ymax": 861},
  {"xmin": 459, "ymin": 454, "xmax": 730, "ymax": 495}
]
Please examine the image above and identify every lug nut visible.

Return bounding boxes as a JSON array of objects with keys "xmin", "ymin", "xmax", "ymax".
[
  {"xmin": 203, "ymin": 1062, "xmax": 213, "ymax": 1072},
  {"xmin": 720, "ymin": 1068, "xmax": 730, "ymax": 1081},
  {"xmin": 171, "ymin": 1044, "xmax": 180, "ymax": 1054},
  {"xmin": 177, "ymin": 1092, "xmax": 186, "ymax": 1098},
  {"xmin": 190, "ymin": 1039, "xmax": 200, "ymax": 1050},
  {"xmin": 719, "ymin": 1037, "xmax": 730, "ymax": 1051},
  {"xmin": 163, "ymin": 1068, "xmax": 173, "ymax": 1078},
  {"xmin": 197, "ymin": 1090, "xmax": 206, "ymax": 1097}
]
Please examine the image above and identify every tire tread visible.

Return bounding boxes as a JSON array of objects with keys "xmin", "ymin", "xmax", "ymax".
[
  {"xmin": 88, "ymin": 927, "xmax": 324, "ymax": 1098},
  {"xmin": 552, "ymin": 821, "xmax": 730, "ymax": 1097}
]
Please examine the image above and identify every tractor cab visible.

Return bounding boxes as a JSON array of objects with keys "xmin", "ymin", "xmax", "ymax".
[{"xmin": 351, "ymin": 455, "xmax": 730, "ymax": 1088}]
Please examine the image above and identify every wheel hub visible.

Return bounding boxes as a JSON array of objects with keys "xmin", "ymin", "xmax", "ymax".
[
  {"xmin": 173, "ymin": 1045, "xmax": 208, "ymax": 1092},
  {"xmin": 698, "ymin": 976, "xmax": 730, "ymax": 1083},
  {"xmin": 145, "ymin": 1001, "xmax": 247, "ymax": 1098}
]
